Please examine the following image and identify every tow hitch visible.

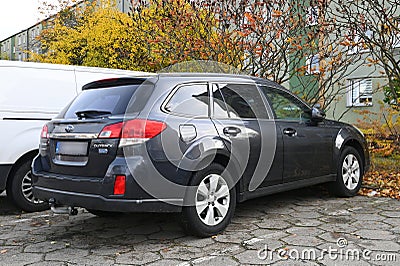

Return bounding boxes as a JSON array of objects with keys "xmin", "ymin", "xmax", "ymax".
[{"xmin": 49, "ymin": 198, "xmax": 78, "ymax": 215}]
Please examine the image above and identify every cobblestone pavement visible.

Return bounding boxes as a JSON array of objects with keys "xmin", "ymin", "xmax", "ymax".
[{"xmin": 0, "ymin": 187, "xmax": 399, "ymax": 266}]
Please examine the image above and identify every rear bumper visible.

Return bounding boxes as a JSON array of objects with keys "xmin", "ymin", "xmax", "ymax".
[
  {"xmin": 0, "ymin": 164, "xmax": 13, "ymax": 190},
  {"xmin": 33, "ymin": 186, "xmax": 182, "ymax": 212},
  {"xmin": 31, "ymin": 155, "xmax": 184, "ymax": 213}
]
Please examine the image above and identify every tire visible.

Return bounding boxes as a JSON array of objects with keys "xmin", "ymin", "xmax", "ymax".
[
  {"xmin": 6, "ymin": 159, "xmax": 49, "ymax": 212},
  {"xmin": 329, "ymin": 146, "xmax": 363, "ymax": 197},
  {"xmin": 181, "ymin": 163, "xmax": 236, "ymax": 237},
  {"xmin": 86, "ymin": 209, "xmax": 123, "ymax": 217}
]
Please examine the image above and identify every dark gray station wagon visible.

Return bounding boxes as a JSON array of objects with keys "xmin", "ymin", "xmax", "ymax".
[{"xmin": 32, "ymin": 74, "xmax": 369, "ymax": 236}]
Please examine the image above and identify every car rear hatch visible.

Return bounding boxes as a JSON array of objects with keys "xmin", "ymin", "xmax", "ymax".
[{"xmin": 40, "ymin": 78, "xmax": 155, "ymax": 178}]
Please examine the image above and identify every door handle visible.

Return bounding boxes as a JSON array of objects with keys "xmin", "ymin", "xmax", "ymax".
[
  {"xmin": 283, "ymin": 128, "xmax": 297, "ymax": 137},
  {"xmin": 223, "ymin": 127, "xmax": 241, "ymax": 136}
]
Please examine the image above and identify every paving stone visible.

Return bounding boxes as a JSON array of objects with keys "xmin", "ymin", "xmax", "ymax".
[
  {"xmin": 159, "ymin": 245, "xmax": 202, "ymax": 260},
  {"xmin": 272, "ymin": 259, "xmax": 320, "ymax": 265},
  {"xmin": 148, "ymin": 259, "xmax": 187, "ymax": 266},
  {"xmin": 355, "ymin": 229, "xmax": 396, "ymax": 240},
  {"xmin": 289, "ymin": 211, "xmax": 322, "ymax": 219},
  {"xmin": 234, "ymin": 249, "xmax": 281, "ymax": 264},
  {"xmin": 285, "ymin": 227, "xmax": 324, "ymax": 237},
  {"xmin": 318, "ymin": 257, "xmax": 371, "ymax": 266},
  {"xmin": 224, "ymin": 221, "xmax": 259, "ymax": 232},
  {"xmin": 358, "ymin": 240, "xmax": 400, "ymax": 252},
  {"xmin": 318, "ymin": 223, "xmax": 358, "ymax": 234},
  {"xmin": 351, "ymin": 220, "xmax": 392, "ymax": 230},
  {"xmin": 257, "ymin": 219, "xmax": 292, "ymax": 230},
  {"xmin": 0, "ymin": 252, "xmax": 43, "ymax": 266},
  {"xmin": 45, "ymin": 248, "xmax": 89, "ymax": 262},
  {"xmin": 350, "ymin": 213, "xmax": 385, "ymax": 221},
  {"xmin": 282, "ymin": 235, "xmax": 324, "ymax": 247},
  {"xmin": 214, "ymin": 231, "xmax": 252, "ymax": 244},
  {"xmin": 177, "ymin": 236, "xmax": 214, "ymax": 248},
  {"xmin": 193, "ymin": 255, "xmax": 239, "ymax": 265},
  {"xmin": 24, "ymin": 241, "xmax": 67, "ymax": 253},
  {"xmin": 290, "ymin": 218, "xmax": 322, "ymax": 227},
  {"xmin": 148, "ymin": 230, "xmax": 186, "ymax": 240},
  {"xmin": 28, "ymin": 261, "xmax": 66, "ymax": 266},
  {"xmin": 379, "ymin": 211, "xmax": 400, "ymax": 218},
  {"xmin": 115, "ymin": 251, "xmax": 161, "ymax": 265}
]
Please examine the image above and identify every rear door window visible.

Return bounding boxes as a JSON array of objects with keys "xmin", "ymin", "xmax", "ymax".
[
  {"xmin": 164, "ymin": 84, "xmax": 209, "ymax": 117},
  {"xmin": 216, "ymin": 83, "xmax": 269, "ymax": 119}
]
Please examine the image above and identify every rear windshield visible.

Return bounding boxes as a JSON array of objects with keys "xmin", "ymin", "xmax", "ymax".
[{"xmin": 62, "ymin": 84, "xmax": 152, "ymax": 119}]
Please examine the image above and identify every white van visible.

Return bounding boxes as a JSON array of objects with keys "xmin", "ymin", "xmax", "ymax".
[{"xmin": 0, "ymin": 60, "xmax": 151, "ymax": 212}]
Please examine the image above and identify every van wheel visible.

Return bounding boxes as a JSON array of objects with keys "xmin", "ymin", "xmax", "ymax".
[
  {"xmin": 329, "ymin": 146, "xmax": 363, "ymax": 197},
  {"xmin": 181, "ymin": 163, "xmax": 236, "ymax": 237},
  {"xmin": 6, "ymin": 159, "xmax": 49, "ymax": 212}
]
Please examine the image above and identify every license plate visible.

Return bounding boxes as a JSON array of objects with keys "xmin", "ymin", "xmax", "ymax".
[{"xmin": 55, "ymin": 141, "xmax": 88, "ymax": 156}]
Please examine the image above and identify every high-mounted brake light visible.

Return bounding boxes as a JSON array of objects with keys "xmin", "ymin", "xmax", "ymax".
[
  {"xmin": 98, "ymin": 119, "xmax": 166, "ymax": 146},
  {"xmin": 41, "ymin": 124, "xmax": 49, "ymax": 139}
]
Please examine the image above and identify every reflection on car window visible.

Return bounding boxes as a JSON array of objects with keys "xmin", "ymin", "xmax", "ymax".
[
  {"xmin": 217, "ymin": 84, "xmax": 269, "ymax": 119},
  {"xmin": 165, "ymin": 84, "xmax": 209, "ymax": 117},
  {"xmin": 212, "ymin": 84, "xmax": 230, "ymax": 118},
  {"xmin": 260, "ymin": 86, "xmax": 310, "ymax": 121},
  {"xmin": 64, "ymin": 85, "xmax": 139, "ymax": 119}
]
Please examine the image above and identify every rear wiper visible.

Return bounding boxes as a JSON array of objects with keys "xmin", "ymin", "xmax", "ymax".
[{"xmin": 75, "ymin": 110, "xmax": 112, "ymax": 119}]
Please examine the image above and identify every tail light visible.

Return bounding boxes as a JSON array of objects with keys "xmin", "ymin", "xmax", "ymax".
[
  {"xmin": 98, "ymin": 119, "xmax": 166, "ymax": 146},
  {"xmin": 41, "ymin": 124, "xmax": 49, "ymax": 139},
  {"xmin": 114, "ymin": 175, "xmax": 126, "ymax": 195},
  {"xmin": 40, "ymin": 124, "xmax": 49, "ymax": 156}
]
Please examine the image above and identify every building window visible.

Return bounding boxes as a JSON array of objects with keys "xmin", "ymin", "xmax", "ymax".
[
  {"xmin": 348, "ymin": 27, "xmax": 373, "ymax": 54},
  {"xmin": 394, "ymin": 31, "xmax": 400, "ymax": 48},
  {"xmin": 347, "ymin": 79, "xmax": 373, "ymax": 107},
  {"xmin": 306, "ymin": 54, "xmax": 320, "ymax": 75},
  {"xmin": 306, "ymin": 6, "xmax": 319, "ymax": 26}
]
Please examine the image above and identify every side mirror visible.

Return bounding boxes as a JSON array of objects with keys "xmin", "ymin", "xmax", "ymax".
[{"xmin": 311, "ymin": 104, "xmax": 326, "ymax": 122}]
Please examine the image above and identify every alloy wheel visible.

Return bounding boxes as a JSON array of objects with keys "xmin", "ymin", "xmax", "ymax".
[
  {"xmin": 342, "ymin": 154, "xmax": 360, "ymax": 190},
  {"xmin": 195, "ymin": 174, "xmax": 230, "ymax": 226}
]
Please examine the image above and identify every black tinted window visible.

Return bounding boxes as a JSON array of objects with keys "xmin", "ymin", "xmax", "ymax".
[
  {"xmin": 260, "ymin": 86, "xmax": 310, "ymax": 121},
  {"xmin": 218, "ymin": 84, "xmax": 269, "ymax": 119},
  {"xmin": 165, "ymin": 84, "xmax": 209, "ymax": 117},
  {"xmin": 63, "ymin": 85, "xmax": 140, "ymax": 119}
]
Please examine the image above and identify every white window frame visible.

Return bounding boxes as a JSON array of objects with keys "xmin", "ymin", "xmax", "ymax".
[
  {"xmin": 347, "ymin": 79, "xmax": 373, "ymax": 107},
  {"xmin": 305, "ymin": 54, "xmax": 320, "ymax": 75},
  {"xmin": 348, "ymin": 28, "xmax": 373, "ymax": 54},
  {"xmin": 394, "ymin": 32, "xmax": 400, "ymax": 48}
]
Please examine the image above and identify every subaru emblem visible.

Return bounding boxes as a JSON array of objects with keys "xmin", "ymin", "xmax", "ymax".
[{"xmin": 65, "ymin": 125, "xmax": 75, "ymax": 133}]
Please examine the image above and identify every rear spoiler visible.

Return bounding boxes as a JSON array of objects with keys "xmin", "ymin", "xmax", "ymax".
[{"xmin": 82, "ymin": 77, "xmax": 149, "ymax": 90}]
